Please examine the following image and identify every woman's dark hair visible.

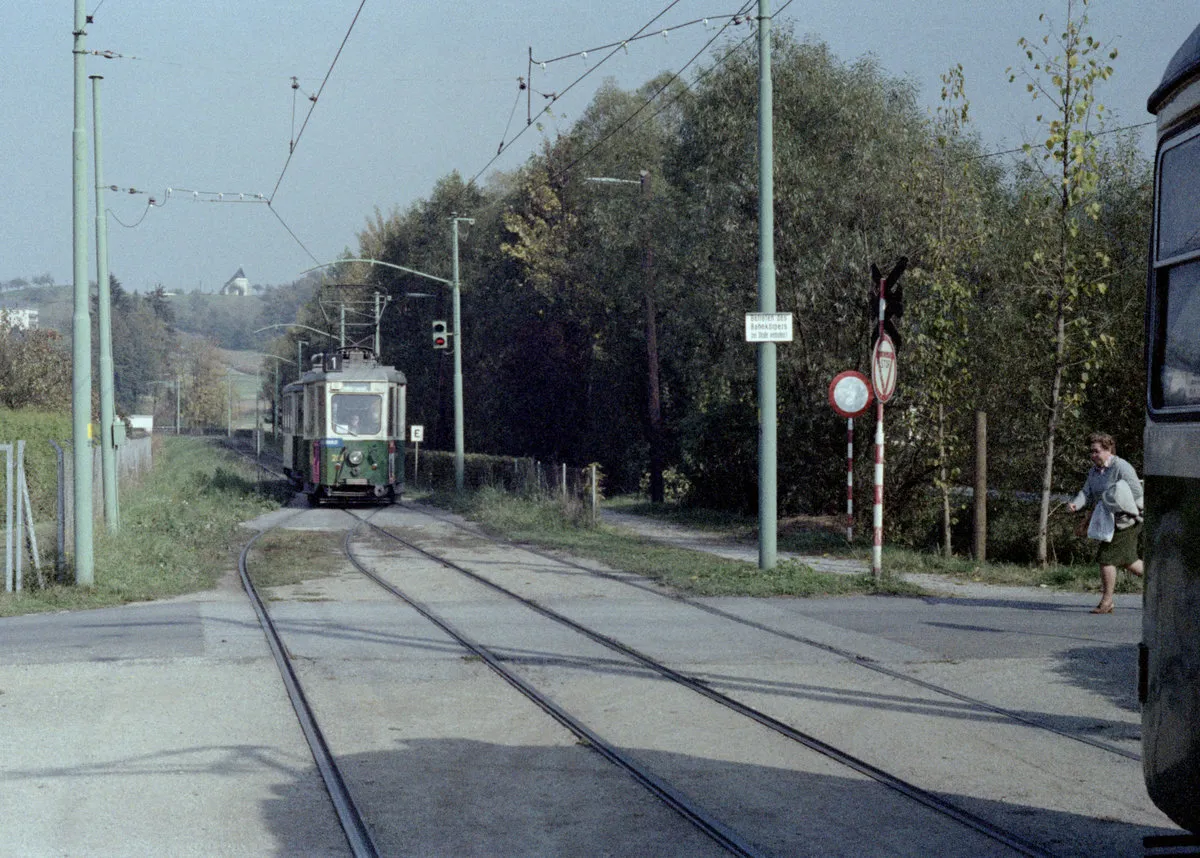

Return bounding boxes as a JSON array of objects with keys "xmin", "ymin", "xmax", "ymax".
[{"xmin": 1088, "ymin": 432, "xmax": 1116, "ymax": 453}]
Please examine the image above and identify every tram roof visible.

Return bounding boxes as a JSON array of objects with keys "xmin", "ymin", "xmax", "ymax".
[
  {"xmin": 289, "ymin": 348, "xmax": 406, "ymax": 387},
  {"xmin": 304, "ymin": 366, "xmax": 406, "ymax": 385},
  {"xmin": 1149, "ymin": 23, "xmax": 1200, "ymax": 114}
]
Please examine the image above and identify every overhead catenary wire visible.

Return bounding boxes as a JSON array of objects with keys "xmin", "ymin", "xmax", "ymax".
[
  {"xmin": 268, "ymin": 0, "xmax": 367, "ymax": 204},
  {"xmin": 84, "ymin": 0, "xmax": 375, "ymax": 280},
  {"xmin": 557, "ymin": 0, "xmax": 759, "ymax": 179},
  {"xmin": 966, "ymin": 119, "xmax": 1156, "ymax": 162},
  {"xmin": 258, "ymin": 2, "xmax": 369, "ymax": 272},
  {"xmin": 497, "ymin": 78, "xmax": 526, "ymax": 155},
  {"xmin": 562, "ymin": 0, "xmax": 1144, "ymax": 180},
  {"xmin": 530, "ymin": 11, "xmax": 750, "ymax": 67},
  {"xmin": 107, "ymin": 203, "xmax": 153, "ymax": 229},
  {"xmin": 470, "ymin": 0, "xmax": 689, "ymax": 187},
  {"xmin": 100, "ymin": 185, "xmax": 268, "ymax": 229},
  {"xmin": 267, "ymin": 204, "xmax": 323, "ymax": 267}
]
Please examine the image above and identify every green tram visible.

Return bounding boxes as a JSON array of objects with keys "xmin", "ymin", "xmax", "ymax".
[{"xmin": 280, "ymin": 346, "xmax": 406, "ymax": 504}]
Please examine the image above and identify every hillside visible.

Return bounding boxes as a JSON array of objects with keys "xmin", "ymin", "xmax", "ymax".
[{"xmin": 0, "ymin": 281, "xmax": 314, "ymax": 351}]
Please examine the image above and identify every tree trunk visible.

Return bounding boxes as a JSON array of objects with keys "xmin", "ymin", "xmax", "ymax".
[
  {"xmin": 1038, "ymin": 120, "xmax": 1074, "ymax": 567},
  {"xmin": 1037, "ymin": 306, "xmax": 1067, "ymax": 566},
  {"xmin": 973, "ymin": 410, "xmax": 987, "ymax": 563},
  {"xmin": 645, "ymin": 287, "xmax": 664, "ymax": 504},
  {"xmin": 939, "ymin": 403, "xmax": 952, "ymax": 558}
]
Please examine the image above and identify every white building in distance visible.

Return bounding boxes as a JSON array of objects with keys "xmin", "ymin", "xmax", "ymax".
[
  {"xmin": 0, "ymin": 308, "xmax": 38, "ymax": 330},
  {"xmin": 221, "ymin": 267, "xmax": 250, "ymax": 296}
]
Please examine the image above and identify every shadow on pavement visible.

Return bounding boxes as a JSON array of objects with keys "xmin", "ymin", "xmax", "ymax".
[{"xmin": 261, "ymin": 738, "xmax": 1178, "ymax": 858}]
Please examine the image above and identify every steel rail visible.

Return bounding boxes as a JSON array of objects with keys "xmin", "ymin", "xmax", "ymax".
[
  {"xmin": 239, "ymin": 515, "xmax": 380, "ymax": 858},
  {"xmin": 340, "ymin": 515, "xmax": 765, "ymax": 858},
  {"xmin": 398, "ymin": 500, "xmax": 1141, "ymax": 763},
  {"xmin": 357, "ymin": 511, "xmax": 1054, "ymax": 858}
]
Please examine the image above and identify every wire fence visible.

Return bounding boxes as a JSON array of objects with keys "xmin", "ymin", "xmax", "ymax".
[
  {"xmin": 406, "ymin": 449, "xmax": 603, "ymax": 522},
  {"xmin": 2, "ymin": 434, "xmax": 154, "ymax": 590}
]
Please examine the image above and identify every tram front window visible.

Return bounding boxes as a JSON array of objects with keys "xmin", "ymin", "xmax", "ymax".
[{"xmin": 332, "ymin": 394, "xmax": 382, "ymax": 435}]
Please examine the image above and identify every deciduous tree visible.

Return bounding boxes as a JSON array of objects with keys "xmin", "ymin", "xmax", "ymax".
[{"xmin": 1008, "ymin": 0, "xmax": 1116, "ymax": 564}]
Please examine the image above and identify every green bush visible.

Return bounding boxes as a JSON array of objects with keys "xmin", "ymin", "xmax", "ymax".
[{"xmin": 886, "ymin": 489, "xmax": 1094, "ymax": 565}]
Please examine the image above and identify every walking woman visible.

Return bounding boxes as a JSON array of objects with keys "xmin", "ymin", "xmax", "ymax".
[{"xmin": 1066, "ymin": 433, "xmax": 1145, "ymax": 613}]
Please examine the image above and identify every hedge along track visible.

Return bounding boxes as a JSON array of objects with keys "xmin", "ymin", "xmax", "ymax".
[
  {"xmin": 397, "ymin": 500, "xmax": 1141, "ymax": 764},
  {"xmin": 346, "ymin": 510, "xmax": 1054, "ymax": 858},
  {"xmin": 238, "ymin": 509, "xmax": 380, "ymax": 858}
]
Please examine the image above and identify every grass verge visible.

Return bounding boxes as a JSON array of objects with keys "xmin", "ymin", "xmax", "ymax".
[
  {"xmin": 604, "ymin": 496, "xmax": 1137, "ymax": 596},
  {"xmin": 420, "ymin": 487, "xmax": 921, "ymax": 598},
  {"xmin": 246, "ymin": 530, "xmax": 345, "ymax": 591},
  {"xmin": 879, "ymin": 546, "xmax": 1142, "ymax": 594},
  {"xmin": 0, "ymin": 437, "xmax": 287, "ymax": 617}
]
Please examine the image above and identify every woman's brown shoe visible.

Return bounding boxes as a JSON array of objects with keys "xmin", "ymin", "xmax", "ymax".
[{"xmin": 1090, "ymin": 604, "xmax": 1114, "ymax": 614}]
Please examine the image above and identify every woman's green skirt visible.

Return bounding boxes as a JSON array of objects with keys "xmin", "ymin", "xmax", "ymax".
[{"xmin": 1097, "ymin": 520, "xmax": 1142, "ymax": 567}]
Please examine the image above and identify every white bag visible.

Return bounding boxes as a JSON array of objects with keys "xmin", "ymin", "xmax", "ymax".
[{"xmin": 1088, "ymin": 502, "xmax": 1115, "ymax": 543}]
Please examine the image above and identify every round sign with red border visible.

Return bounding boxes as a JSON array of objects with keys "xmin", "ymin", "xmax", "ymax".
[
  {"xmin": 828, "ymin": 370, "xmax": 873, "ymax": 418},
  {"xmin": 871, "ymin": 333, "xmax": 898, "ymax": 403}
]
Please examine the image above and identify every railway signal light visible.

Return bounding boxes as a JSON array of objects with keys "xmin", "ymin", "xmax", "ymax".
[
  {"xmin": 870, "ymin": 256, "xmax": 907, "ymax": 351},
  {"xmin": 431, "ymin": 320, "xmax": 448, "ymax": 350}
]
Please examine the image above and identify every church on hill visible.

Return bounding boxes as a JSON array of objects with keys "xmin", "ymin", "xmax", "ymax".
[{"xmin": 220, "ymin": 267, "xmax": 249, "ymax": 296}]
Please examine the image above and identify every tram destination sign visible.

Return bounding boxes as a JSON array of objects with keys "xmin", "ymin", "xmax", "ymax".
[{"xmin": 745, "ymin": 312, "xmax": 794, "ymax": 343}]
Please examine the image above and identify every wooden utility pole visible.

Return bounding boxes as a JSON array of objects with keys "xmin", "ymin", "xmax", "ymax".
[{"xmin": 974, "ymin": 411, "xmax": 988, "ymax": 562}]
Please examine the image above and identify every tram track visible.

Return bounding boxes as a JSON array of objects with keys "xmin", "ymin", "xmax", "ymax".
[
  {"xmin": 224, "ymin": 442, "xmax": 1125, "ymax": 854},
  {"xmin": 346, "ymin": 509, "xmax": 1055, "ymax": 858},
  {"xmin": 238, "ymin": 503, "xmax": 756, "ymax": 856},
  {"xmin": 340, "ymin": 510, "xmax": 764, "ymax": 858},
  {"xmin": 237, "ymin": 509, "xmax": 380, "ymax": 858},
  {"xmin": 396, "ymin": 499, "xmax": 1142, "ymax": 764}
]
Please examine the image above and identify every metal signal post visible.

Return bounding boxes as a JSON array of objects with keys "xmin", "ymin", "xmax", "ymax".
[
  {"xmin": 828, "ymin": 370, "xmax": 873, "ymax": 545},
  {"xmin": 869, "ymin": 258, "xmax": 905, "ymax": 580}
]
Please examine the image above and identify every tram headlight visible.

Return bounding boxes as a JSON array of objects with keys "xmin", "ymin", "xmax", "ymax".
[{"xmin": 347, "ymin": 449, "xmax": 364, "ymax": 466}]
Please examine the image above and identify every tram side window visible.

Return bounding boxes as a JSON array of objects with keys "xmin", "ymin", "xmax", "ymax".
[
  {"xmin": 1159, "ymin": 135, "xmax": 1200, "ymax": 261},
  {"xmin": 1154, "ymin": 259, "xmax": 1200, "ymax": 409}
]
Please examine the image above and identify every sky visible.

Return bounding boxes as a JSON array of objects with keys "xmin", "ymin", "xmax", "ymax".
[{"xmin": 2, "ymin": 1, "xmax": 1194, "ymax": 294}]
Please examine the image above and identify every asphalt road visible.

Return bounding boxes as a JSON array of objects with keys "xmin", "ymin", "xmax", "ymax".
[{"xmin": 0, "ymin": 501, "xmax": 1176, "ymax": 857}]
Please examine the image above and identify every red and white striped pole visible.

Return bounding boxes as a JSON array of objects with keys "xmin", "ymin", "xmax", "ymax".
[
  {"xmin": 873, "ymin": 399, "xmax": 884, "ymax": 576},
  {"xmin": 872, "ymin": 276, "xmax": 886, "ymax": 578},
  {"xmin": 846, "ymin": 417, "xmax": 854, "ymax": 541}
]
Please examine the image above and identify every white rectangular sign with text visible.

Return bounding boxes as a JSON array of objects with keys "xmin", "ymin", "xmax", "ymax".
[{"xmin": 745, "ymin": 312, "xmax": 793, "ymax": 343}]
